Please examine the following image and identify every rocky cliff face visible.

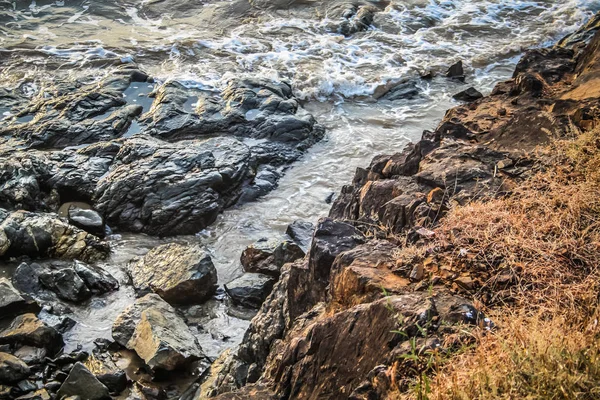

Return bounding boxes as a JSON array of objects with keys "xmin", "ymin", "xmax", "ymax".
[{"xmin": 201, "ymin": 18, "xmax": 600, "ymax": 400}]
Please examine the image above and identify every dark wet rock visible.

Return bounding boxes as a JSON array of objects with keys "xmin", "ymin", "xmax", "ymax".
[
  {"xmin": 12, "ymin": 263, "xmax": 48, "ymax": 299},
  {"xmin": 141, "ymin": 79, "xmax": 324, "ymax": 147},
  {"xmin": 0, "ymin": 75, "xmax": 324, "ymax": 238},
  {"xmin": 15, "ymin": 379, "xmax": 38, "ymax": 393},
  {"xmin": 129, "ymin": 243, "xmax": 217, "ymax": 305},
  {"xmin": 112, "ymin": 294, "xmax": 205, "ymax": 371},
  {"xmin": 84, "ymin": 354, "xmax": 127, "ymax": 394},
  {"xmin": 224, "ymin": 273, "xmax": 276, "ymax": 309},
  {"xmin": 285, "ymin": 220, "xmax": 314, "ymax": 252},
  {"xmin": 13, "ymin": 347, "xmax": 47, "ymax": 366},
  {"xmin": 0, "ymin": 314, "xmax": 63, "ymax": 356},
  {"xmin": 240, "ymin": 239, "xmax": 305, "ymax": 277},
  {"xmin": 17, "ymin": 260, "xmax": 117, "ymax": 303},
  {"xmin": 0, "ymin": 353, "xmax": 30, "ymax": 384},
  {"xmin": 336, "ymin": 5, "xmax": 377, "ymax": 36},
  {"xmin": 238, "ymin": 165, "xmax": 282, "ymax": 203},
  {"xmin": 247, "ymin": 141, "xmax": 304, "ymax": 167},
  {"xmin": 381, "ymin": 81, "xmax": 420, "ymax": 101},
  {"xmin": 0, "ymin": 210, "xmax": 109, "ymax": 262},
  {"xmin": 0, "ymin": 153, "xmax": 58, "ymax": 212},
  {"xmin": 72, "ymin": 261, "xmax": 119, "ymax": 294},
  {"xmin": 18, "ymin": 105, "xmax": 142, "ymax": 149},
  {"xmin": 0, "ymin": 278, "xmax": 39, "ymax": 320},
  {"xmin": 67, "ymin": 208, "xmax": 105, "ymax": 238},
  {"xmin": 2, "ymin": 68, "xmax": 149, "ymax": 149},
  {"xmin": 39, "ymin": 268, "xmax": 91, "ymax": 303},
  {"xmin": 453, "ymin": 87, "xmax": 484, "ymax": 102},
  {"xmin": 446, "ymin": 60, "xmax": 465, "ymax": 81},
  {"xmin": 56, "ymin": 362, "xmax": 110, "ymax": 400},
  {"xmin": 51, "ymin": 350, "xmax": 88, "ymax": 367},
  {"xmin": 14, "ymin": 389, "xmax": 51, "ymax": 400},
  {"xmin": 94, "ymin": 135, "xmax": 250, "ymax": 236}
]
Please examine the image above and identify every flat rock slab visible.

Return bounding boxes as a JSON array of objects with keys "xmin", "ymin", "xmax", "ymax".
[{"xmin": 129, "ymin": 243, "xmax": 217, "ymax": 305}]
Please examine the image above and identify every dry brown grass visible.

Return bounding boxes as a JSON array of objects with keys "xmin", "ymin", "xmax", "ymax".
[{"xmin": 397, "ymin": 126, "xmax": 600, "ymax": 399}]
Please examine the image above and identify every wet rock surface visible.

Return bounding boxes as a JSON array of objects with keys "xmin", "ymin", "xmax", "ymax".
[
  {"xmin": 13, "ymin": 261, "xmax": 118, "ymax": 304},
  {"xmin": 129, "ymin": 243, "xmax": 217, "ymax": 305},
  {"xmin": 0, "ymin": 210, "xmax": 109, "ymax": 262},
  {"xmin": 0, "ymin": 314, "xmax": 63, "ymax": 356},
  {"xmin": 0, "ymin": 279, "xmax": 39, "ymax": 320},
  {"xmin": 0, "ymin": 353, "xmax": 30, "ymax": 384},
  {"xmin": 240, "ymin": 238, "xmax": 305, "ymax": 278},
  {"xmin": 0, "ymin": 68, "xmax": 324, "ymax": 237},
  {"xmin": 112, "ymin": 294, "xmax": 206, "ymax": 371},
  {"xmin": 56, "ymin": 362, "xmax": 110, "ymax": 400},
  {"xmin": 224, "ymin": 273, "xmax": 276, "ymax": 309}
]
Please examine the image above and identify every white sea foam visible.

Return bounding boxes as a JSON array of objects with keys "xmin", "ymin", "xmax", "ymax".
[{"xmin": 155, "ymin": 0, "xmax": 600, "ymax": 100}]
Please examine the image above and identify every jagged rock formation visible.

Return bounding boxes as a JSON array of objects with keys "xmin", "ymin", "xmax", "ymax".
[
  {"xmin": 200, "ymin": 20, "xmax": 600, "ymax": 400},
  {"xmin": 0, "ymin": 69, "xmax": 324, "ymax": 237}
]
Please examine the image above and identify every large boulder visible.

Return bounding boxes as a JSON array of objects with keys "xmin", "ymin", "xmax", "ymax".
[
  {"xmin": 0, "ymin": 353, "xmax": 30, "ymax": 384},
  {"xmin": 128, "ymin": 243, "xmax": 217, "ymax": 305},
  {"xmin": 112, "ymin": 294, "xmax": 205, "ymax": 371},
  {"xmin": 224, "ymin": 273, "xmax": 276, "ymax": 308},
  {"xmin": 0, "ymin": 278, "xmax": 39, "ymax": 319},
  {"xmin": 56, "ymin": 362, "xmax": 111, "ymax": 400},
  {"xmin": 0, "ymin": 314, "xmax": 63, "ymax": 356},
  {"xmin": 0, "ymin": 210, "xmax": 109, "ymax": 262}
]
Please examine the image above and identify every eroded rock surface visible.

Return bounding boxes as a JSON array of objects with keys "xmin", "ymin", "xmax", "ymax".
[
  {"xmin": 112, "ymin": 294, "xmax": 205, "ymax": 371},
  {"xmin": 0, "ymin": 209, "xmax": 109, "ymax": 262}
]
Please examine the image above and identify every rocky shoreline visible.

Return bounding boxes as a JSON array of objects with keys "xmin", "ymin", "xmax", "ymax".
[
  {"xmin": 197, "ymin": 13, "xmax": 600, "ymax": 400},
  {"xmin": 0, "ymin": 10, "xmax": 599, "ymax": 400}
]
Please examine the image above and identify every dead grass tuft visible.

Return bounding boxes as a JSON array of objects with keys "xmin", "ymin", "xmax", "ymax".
[{"xmin": 395, "ymin": 126, "xmax": 600, "ymax": 399}]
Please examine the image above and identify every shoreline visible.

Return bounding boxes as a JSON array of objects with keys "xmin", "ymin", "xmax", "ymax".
[{"xmin": 203, "ymin": 12, "xmax": 600, "ymax": 399}]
